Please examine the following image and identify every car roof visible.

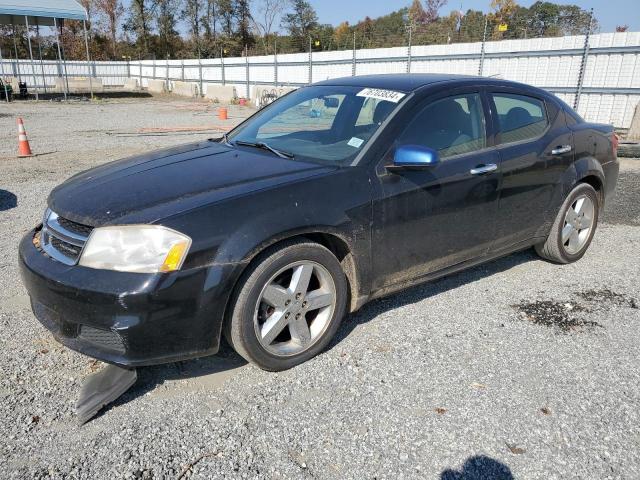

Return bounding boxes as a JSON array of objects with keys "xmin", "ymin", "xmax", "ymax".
[
  {"xmin": 313, "ymin": 73, "xmax": 484, "ymax": 92},
  {"xmin": 312, "ymin": 73, "xmax": 547, "ymax": 96}
]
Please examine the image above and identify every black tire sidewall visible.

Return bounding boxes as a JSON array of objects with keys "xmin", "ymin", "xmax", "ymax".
[
  {"xmin": 555, "ymin": 184, "xmax": 599, "ymax": 263},
  {"xmin": 230, "ymin": 242, "xmax": 348, "ymax": 371}
]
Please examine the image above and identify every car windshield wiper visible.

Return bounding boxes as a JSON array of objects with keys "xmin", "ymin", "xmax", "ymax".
[
  {"xmin": 233, "ymin": 140, "xmax": 294, "ymax": 159},
  {"xmin": 219, "ymin": 132, "xmax": 232, "ymax": 146}
]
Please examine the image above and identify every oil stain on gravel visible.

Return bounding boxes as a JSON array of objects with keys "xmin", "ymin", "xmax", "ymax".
[
  {"xmin": 576, "ymin": 288, "xmax": 638, "ymax": 309},
  {"xmin": 514, "ymin": 288, "xmax": 638, "ymax": 333},
  {"xmin": 514, "ymin": 300, "xmax": 599, "ymax": 332}
]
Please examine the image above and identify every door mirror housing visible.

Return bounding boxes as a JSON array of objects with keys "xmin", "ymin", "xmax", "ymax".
[{"xmin": 389, "ymin": 145, "xmax": 440, "ymax": 171}]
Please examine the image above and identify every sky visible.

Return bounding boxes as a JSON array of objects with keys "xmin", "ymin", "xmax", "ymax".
[
  {"xmin": 123, "ymin": 0, "xmax": 639, "ymax": 34},
  {"xmin": 311, "ymin": 0, "xmax": 639, "ymax": 32}
]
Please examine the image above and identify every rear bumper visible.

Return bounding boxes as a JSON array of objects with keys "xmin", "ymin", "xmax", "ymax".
[{"xmin": 19, "ymin": 228, "xmax": 240, "ymax": 367}]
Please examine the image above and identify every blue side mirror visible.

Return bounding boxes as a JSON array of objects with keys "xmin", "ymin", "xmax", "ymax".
[{"xmin": 390, "ymin": 145, "xmax": 440, "ymax": 171}]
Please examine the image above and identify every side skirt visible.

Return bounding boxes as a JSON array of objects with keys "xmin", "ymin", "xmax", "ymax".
[{"xmin": 365, "ymin": 238, "xmax": 544, "ymax": 303}]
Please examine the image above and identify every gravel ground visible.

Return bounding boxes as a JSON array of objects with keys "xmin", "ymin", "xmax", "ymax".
[{"xmin": 1, "ymin": 99, "xmax": 639, "ymax": 479}]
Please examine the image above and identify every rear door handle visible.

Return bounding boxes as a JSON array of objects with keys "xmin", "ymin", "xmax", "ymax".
[
  {"xmin": 470, "ymin": 163, "xmax": 498, "ymax": 175},
  {"xmin": 551, "ymin": 145, "xmax": 572, "ymax": 155}
]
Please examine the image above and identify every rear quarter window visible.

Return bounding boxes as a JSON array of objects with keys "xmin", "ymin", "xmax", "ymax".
[{"xmin": 492, "ymin": 93, "xmax": 548, "ymax": 144}]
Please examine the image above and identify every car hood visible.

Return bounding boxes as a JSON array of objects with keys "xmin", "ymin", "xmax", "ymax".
[{"xmin": 49, "ymin": 141, "xmax": 335, "ymax": 225}]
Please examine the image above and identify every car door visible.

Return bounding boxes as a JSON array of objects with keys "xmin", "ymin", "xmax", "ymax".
[
  {"xmin": 487, "ymin": 89, "xmax": 574, "ymax": 250},
  {"xmin": 370, "ymin": 89, "xmax": 502, "ymax": 290}
]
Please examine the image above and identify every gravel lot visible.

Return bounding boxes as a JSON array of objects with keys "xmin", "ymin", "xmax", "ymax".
[{"xmin": 1, "ymin": 98, "xmax": 639, "ymax": 479}]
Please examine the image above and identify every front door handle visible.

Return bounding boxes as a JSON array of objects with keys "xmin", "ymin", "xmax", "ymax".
[
  {"xmin": 551, "ymin": 145, "xmax": 572, "ymax": 155},
  {"xmin": 470, "ymin": 163, "xmax": 498, "ymax": 175}
]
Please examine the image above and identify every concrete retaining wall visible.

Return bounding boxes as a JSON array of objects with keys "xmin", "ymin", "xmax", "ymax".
[
  {"xmin": 147, "ymin": 79, "xmax": 167, "ymax": 94},
  {"xmin": 171, "ymin": 81, "xmax": 199, "ymax": 97},
  {"xmin": 123, "ymin": 78, "xmax": 140, "ymax": 91},
  {"xmin": 628, "ymin": 104, "xmax": 640, "ymax": 140},
  {"xmin": 54, "ymin": 77, "xmax": 104, "ymax": 93},
  {"xmin": 204, "ymin": 85, "xmax": 237, "ymax": 103}
]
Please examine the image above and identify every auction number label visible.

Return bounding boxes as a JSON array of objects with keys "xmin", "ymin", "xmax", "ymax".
[{"xmin": 357, "ymin": 88, "xmax": 406, "ymax": 103}]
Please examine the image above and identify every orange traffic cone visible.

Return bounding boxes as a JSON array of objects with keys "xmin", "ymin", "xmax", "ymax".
[
  {"xmin": 17, "ymin": 118, "xmax": 33, "ymax": 157},
  {"xmin": 218, "ymin": 107, "xmax": 228, "ymax": 120}
]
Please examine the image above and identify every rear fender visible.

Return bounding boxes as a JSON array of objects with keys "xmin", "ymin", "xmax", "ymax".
[{"xmin": 561, "ymin": 156, "xmax": 604, "ymax": 198}]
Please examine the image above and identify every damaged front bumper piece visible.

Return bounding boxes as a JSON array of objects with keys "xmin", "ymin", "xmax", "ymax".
[
  {"xmin": 18, "ymin": 228, "xmax": 242, "ymax": 423},
  {"xmin": 76, "ymin": 365, "xmax": 138, "ymax": 424}
]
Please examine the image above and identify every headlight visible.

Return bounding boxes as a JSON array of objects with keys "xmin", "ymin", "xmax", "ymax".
[{"xmin": 79, "ymin": 225, "xmax": 192, "ymax": 273}]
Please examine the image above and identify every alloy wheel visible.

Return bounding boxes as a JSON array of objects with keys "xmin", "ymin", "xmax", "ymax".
[
  {"xmin": 253, "ymin": 261, "xmax": 336, "ymax": 356},
  {"xmin": 561, "ymin": 194, "xmax": 595, "ymax": 255}
]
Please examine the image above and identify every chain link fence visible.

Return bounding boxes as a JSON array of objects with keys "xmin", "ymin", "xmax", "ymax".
[{"xmin": 1, "ymin": 18, "xmax": 639, "ymax": 129}]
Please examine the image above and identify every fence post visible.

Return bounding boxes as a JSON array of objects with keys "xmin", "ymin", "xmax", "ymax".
[
  {"xmin": 352, "ymin": 32, "xmax": 356, "ymax": 76},
  {"xmin": 166, "ymin": 55, "xmax": 170, "ymax": 91},
  {"xmin": 574, "ymin": 8, "xmax": 594, "ymax": 111},
  {"xmin": 24, "ymin": 16, "xmax": 39, "ymax": 101},
  {"xmin": 479, "ymin": 16, "xmax": 488, "ymax": 76},
  {"xmin": 138, "ymin": 56, "xmax": 143, "ymax": 89},
  {"xmin": 181, "ymin": 59, "xmax": 185, "ymax": 81},
  {"xmin": 152, "ymin": 58, "xmax": 156, "ymax": 80},
  {"xmin": 245, "ymin": 45, "xmax": 250, "ymax": 99},
  {"xmin": 274, "ymin": 39, "xmax": 278, "ymax": 87},
  {"xmin": 308, "ymin": 37, "xmax": 312, "ymax": 84},
  {"xmin": 406, "ymin": 24, "xmax": 412, "ymax": 73},
  {"xmin": 198, "ymin": 57, "xmax": 203, "ymax": 97},
  {"xmin": 0, "ymin": 48, "xmax": 9, "ymax": 103},
  {"xmin": 221, "ymin": 48, "xmax": 226, "ymax": 86}
]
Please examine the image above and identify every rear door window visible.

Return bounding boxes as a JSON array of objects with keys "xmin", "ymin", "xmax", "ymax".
[{"xmin": 491, "ymin": 93, "xmax": 548, "ymax": 144}]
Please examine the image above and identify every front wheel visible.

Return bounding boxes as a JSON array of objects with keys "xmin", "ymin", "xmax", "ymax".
[
  {"xmin": 535, "ymin": 183, "xmax": 600, "ymax": 264},
  {"xmin": 224, "ymin": 239, "xmax": 348, "ymax": 371}
]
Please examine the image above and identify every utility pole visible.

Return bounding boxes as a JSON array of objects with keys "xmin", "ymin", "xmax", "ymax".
[
  {"xmin": 274, "ymin": 39, "xmax": 278, "ymax": 87},
  {"xmin": 352, "ymin": 32, "xmax": 356, "ymax": 76},
  {"xmin": 406, "ymin": 24, "xmax": 412, "ymax": 73},
  {"xmin": 308, "ymin": 37, "xmax": 312, "ymax": 84},
  {"xmin": 574, "ymin": 8, "xmax": 594, "ymax": 111},
  {"xmin": 478, "ymin": 16, "xmax": 488, "ymax": 76}
]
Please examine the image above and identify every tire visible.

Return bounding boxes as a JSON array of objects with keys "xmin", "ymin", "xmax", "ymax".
[
  {"xmin": 535, "ymin": 183, "xmax": 600, "ymax": 264},
  {"xmin": 224, "ymin": 239, "xmax": 348, "ymax": 371}
]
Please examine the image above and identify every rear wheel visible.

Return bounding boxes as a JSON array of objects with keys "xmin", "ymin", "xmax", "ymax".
[
  {"xmin": 535, "ymin": 183, "xmax": 599, "ymax": 264},
  {"xmin": 224, "ymin": 239, "xmax": 348, "ymax": 371}
]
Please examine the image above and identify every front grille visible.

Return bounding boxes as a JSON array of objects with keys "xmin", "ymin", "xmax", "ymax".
[
  {"xmin": 56, "ymin": 216, "xmax": 93, "ymax": 237},
  {"xmin": 50, "ymin": 236, "xmax": 83, "ymax": 258},
  {"xmin": 39, "ymin": 209, "xmax": 93, "ymax": 265}
]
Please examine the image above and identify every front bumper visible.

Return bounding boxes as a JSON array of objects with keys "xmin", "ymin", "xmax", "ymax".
[{"xmin": 19, "ymin": 228, "xmax": 241, "ymax": 367}]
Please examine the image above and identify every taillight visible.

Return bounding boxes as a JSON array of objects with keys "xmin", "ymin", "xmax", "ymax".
[{"xmin": 612, "ymin": 132, "xmax": 619, "ymax": 156}]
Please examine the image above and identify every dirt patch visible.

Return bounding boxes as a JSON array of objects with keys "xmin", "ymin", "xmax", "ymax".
[
  {"xmin": 513, "ymin": 300, "xmax": 600, "ymax": 332},
  {"xmin": 576, "ymin": 288, "xmax": 638, "ymax": 309}
]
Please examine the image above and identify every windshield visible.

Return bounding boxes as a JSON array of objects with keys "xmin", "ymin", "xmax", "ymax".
[{"xmin": 228, "ymin": 85, "xmax": 405, "ymax": 165}]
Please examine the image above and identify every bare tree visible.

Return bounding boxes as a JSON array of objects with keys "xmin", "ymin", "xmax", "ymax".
[
  {"xmin": 252, "ymin": 0, "xmax": 287, "ymax": 52},
  {"xmin": 96, "ymin": 0, "xmax": 124, "ymax": 58},
  {"xmin": 125, "ymin": 0, "xmax": 155, "ymax": 57},
  {"xmin": 203, "ymin": 0, "xmax": 218, "ymax": 42},
  {"xmin": 182, "ymin": 0, "xmax": 203, "ymax": 56},
  {"xmin": 425, "ymin": 0, "xmax": 448, "ymax": 24},
  {"xmin": 156, "ymin": 0, "xmax": 179, "ymax": 57}
]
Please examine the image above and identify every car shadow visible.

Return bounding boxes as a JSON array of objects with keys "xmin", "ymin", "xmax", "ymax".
[
  {"xmin": 101, "ymin": 248, "xmax": 536, "ymax": 416},
  {"xmin": 329, "ymin": 248, "xmax": 537, "ymax": 349},
  {"xmin": 0, "ymin": 189, "xmax": 17, "ymax": 211},
  {"xmin": 441, "ymin": 455, "xmax": 514, "ymax": 479},
  {"xmin": 99, "ymin": 343, "xmax": 248, "ymax": 416}
]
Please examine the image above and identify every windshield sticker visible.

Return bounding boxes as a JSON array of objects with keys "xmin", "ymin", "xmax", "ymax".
[
  {"xmin": 357, "ymin": 88, "xmax": 406, "ymax": 103},
  {"xmin": 348, "ymin": 137, "xmax": 364, "ymax": 148}
]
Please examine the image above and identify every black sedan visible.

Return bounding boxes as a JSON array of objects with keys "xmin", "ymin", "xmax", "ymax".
[{"xmin": 20, "ymin": 74, "xmax": 619, "ymax": 372}]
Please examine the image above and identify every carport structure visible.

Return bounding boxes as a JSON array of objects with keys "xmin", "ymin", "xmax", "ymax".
[{"xmin": 0, "ymin": 0, "xmax": 90, "ymax": 101}]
